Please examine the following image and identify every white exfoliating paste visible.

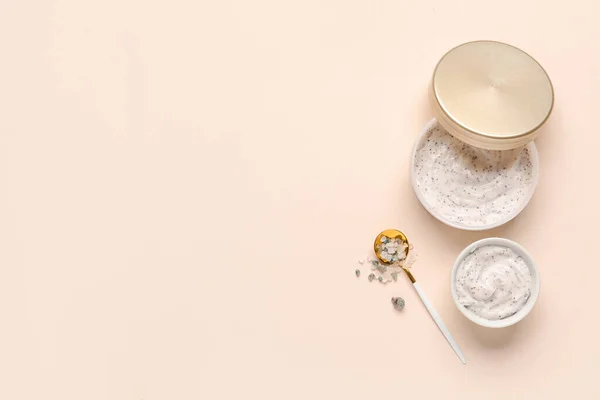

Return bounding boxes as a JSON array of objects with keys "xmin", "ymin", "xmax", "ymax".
[
  {"xmin": 455, "ymin": 245, "xmax": 532, "ymax": 320},
  {"xmin": 413, "ymin": 123, "xmax": 535, "ymax": 227}
]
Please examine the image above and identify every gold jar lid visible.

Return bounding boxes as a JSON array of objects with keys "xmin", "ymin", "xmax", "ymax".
[{"xmin": 431, "ymin": 41, "xmax": 554, "ymax": 150}]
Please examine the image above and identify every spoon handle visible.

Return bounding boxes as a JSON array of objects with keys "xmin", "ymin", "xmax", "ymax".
[{"xmin": 413, "ymin": 282, "xmax": 467, "ymax": 364}]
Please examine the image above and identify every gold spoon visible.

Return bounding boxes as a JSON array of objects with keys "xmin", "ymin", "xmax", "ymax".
[{"xmin": 374, "ymin": 229, "xmax": 466, "ymax": 364}]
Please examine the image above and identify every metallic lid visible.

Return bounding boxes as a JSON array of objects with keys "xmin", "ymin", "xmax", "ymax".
[{"xmin": 431, "ymin": 41, "xmax": 554, "ymax": 150}]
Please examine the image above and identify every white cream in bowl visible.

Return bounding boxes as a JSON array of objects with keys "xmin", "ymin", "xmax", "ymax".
[
  {"xmin": 451, "ymin": 238, "xmax": 540, "ymax": 328},
  {"xmin": 410, "ymin": 119, "xmax": 539, "ymax": 230}
]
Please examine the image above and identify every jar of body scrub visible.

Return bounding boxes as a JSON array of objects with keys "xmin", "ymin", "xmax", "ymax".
[{"xmin": 410, "ymin": 41, "xmax": 553, "ymax": 231}]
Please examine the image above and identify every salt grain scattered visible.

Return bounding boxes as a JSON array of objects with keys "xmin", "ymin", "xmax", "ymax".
[{"xmin": 391, "ymin": 297, "xmax": 405, "ymax": 311}]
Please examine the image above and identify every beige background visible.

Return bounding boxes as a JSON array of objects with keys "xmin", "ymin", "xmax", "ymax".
[{"xmin": 1, "ymin": 1, "xmax": 598, "ymax": 399}]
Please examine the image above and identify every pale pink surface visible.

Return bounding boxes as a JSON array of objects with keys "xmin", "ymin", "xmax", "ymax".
[{"xmin": 0, "ymin": 1, "xmax": 598, "ymax": 399}]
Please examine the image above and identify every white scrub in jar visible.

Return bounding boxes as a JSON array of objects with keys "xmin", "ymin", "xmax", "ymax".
[{"xmin": 413, "ymin": 122, "xmax": 536, "ymax": 228}]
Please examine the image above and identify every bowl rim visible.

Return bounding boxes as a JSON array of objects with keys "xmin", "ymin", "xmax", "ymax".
[
  {"xmin": 409, "ymin": 118, "xmax": 540, "ymax": 231},
  {"xmin": 450, "ymin": 237, "xmax": 541, "ymax": 328}
]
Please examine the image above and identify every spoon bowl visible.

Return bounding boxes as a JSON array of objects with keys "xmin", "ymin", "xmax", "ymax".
[{"xmin": 373, "ymin": 229, "xmax": 409, "ymax": 264}]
